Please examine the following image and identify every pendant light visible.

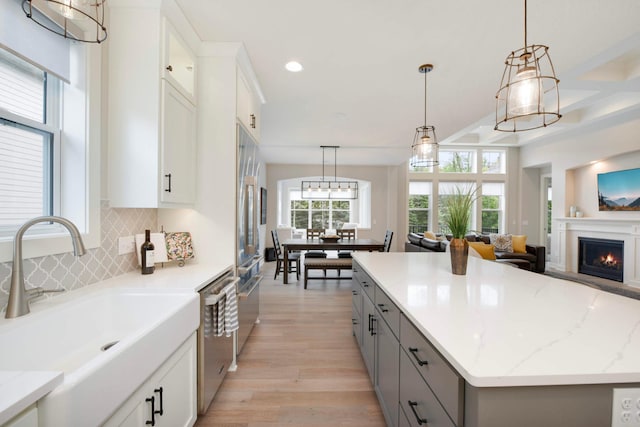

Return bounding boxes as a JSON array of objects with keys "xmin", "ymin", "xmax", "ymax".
[
  {"xmin": 495, "ymin": 0, "xmax": 560, "ymax": 132},
  {"xmin": 301, "ymin": 146, "xmax": 359, "ymax": 200},
  {"xmin": 22, "ymin": 0, "xmax": 108, "ymax": 44},
  {"xmin": 410, "ymin": 64, "xmax": 438, "ymax": 168}
]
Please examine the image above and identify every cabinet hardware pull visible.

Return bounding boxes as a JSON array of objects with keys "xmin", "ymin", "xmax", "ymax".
[
  {"xmin": 145, "ymin": 396, "xmax": 156, "ymax": 426},
  {"xmin": 408, "ymin": 400, "xmax": 427, "ymax": 425},
  {"xmin": 166, "ymin": 65, "xmax": 173, "ymax": 72},
  {"xmin": 352, "ymin": 290, "xmax": 357, "ymax": 295},
  {"xmin": 250, "ymin": 113, "xmax": 256, "ymax": 128},
  {"xmin": 363, "ymin": 281, "xmax": 369, "ymax": 287},
  {"xmin": 377, "ymin": 303, "xmax": 389, "ymax": 313},
  {"xmin": 164, "ymin": 173, "xmax": 172, "ymax": 192},
  {"xmin": 352, "ymin": 318, "xmax": 358, "ymax": 325},
  {"xmin": 154, "ymin": 387, "xmax": 164, "ymax": 416},
  {"xmin": 370, "ymin": 317, "xmax": 376, "ymax": 336},
  {"xmin": 367, "ymin": 314, "xmax": 372, "ymax": 332},
  {"xmin": 408, "ymin": 347, "xmax": 429, "ymax": 366}
]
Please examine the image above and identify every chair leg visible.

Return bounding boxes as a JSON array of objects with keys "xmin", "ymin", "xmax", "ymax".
[
  {"xmin": 274, "ymin": 259, "xmax": 281, "ymax": 280},
  {"xmin": 304, "ymin": 266, "xmax": 308, "ymax": 289},
  {"xmin": 296, "ymin": 259, "xmax": 300, "ymax": 280}
]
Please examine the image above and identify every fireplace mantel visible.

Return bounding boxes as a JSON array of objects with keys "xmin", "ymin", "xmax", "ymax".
[{"xmin": 554, "ymin": 217, "xmax": 640, "ymax": 287}]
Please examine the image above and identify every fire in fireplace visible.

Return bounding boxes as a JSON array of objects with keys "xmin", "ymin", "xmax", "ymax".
[{"xmin": 578, "ymin": 237, "xmax": 624, "ymax": 282}]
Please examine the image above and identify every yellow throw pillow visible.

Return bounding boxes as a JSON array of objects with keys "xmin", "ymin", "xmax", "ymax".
[
  {"xmin": 424, "ymin": 231, "xmax": 437, "ymax": 240},
  {"xmin": 468, "ymin": 241, "xmax": 496, "ymax": 260},
  {"xmin": 512, "ymin": 235, "xmax": 527, "ymax": 253}
]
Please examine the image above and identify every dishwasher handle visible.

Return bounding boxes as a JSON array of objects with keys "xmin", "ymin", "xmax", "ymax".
[
  {"xmin": 204, "ymin": 277, "xmax": 240, "ymax": 306},
  {"xmin": 238, "ymin": 275, "xmax": 263, "ymax": 299}
]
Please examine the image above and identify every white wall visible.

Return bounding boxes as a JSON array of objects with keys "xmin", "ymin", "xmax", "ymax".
[{"xmin": 519, "ymin": 116, "xmax": 640, "ymax": 268}]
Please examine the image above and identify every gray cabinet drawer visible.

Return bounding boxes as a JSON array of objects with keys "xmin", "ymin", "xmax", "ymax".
[
  {"xmin": 353, "ymin": 261, "xmax": 375, "ymax": 301},
  {"xmin": 375, "ymin": 285, "xmax": 400, "ymax": 338},
  {"xmin": 352, "ymin": 280, "xmax": 362, "ymax": 316},
  {"xmin": 400, "ymin": 315, "xmax": 464, "ymax": 426},
  {"xmin": 399, "ymin": 349, "xmax": 456, "ymax": 427},
  {"xmin": 352, "ymin": 302, "xmax": 362, "ymax": 348}
]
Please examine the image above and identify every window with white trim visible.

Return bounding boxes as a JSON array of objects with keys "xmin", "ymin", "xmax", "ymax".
[
  {"xmin": 0, "ymin": 48, "xmax": 61, "ymax": 234},
  {"xmin": 408, "ymin": 181, "xmax": 431, "ymax": 234}
]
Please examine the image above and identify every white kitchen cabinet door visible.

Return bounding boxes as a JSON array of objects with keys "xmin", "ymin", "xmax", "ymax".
[
  {"xmin": 161, "ymin": 81, "xmax": 197, "ymax": 205},
  {"xmin": 104, "ymin": 333, "xmax": 197, "ymax": 427},
  {"xmin": 236, "ymin": 69, "xmax": 260, "ymax": 141}
]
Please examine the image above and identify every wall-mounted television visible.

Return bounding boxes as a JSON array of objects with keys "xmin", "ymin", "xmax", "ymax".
[{"xmin": 597, "ymin": 167, "xmax": 640, "ymax": 211}]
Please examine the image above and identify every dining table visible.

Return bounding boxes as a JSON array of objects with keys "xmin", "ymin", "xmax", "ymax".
[{"xmin": 280, "ymin": 238, "xmax": 384, "ymax": 284}]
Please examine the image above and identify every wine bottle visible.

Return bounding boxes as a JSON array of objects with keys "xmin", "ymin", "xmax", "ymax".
[{"xmin": 141, "ymin": 229, "xmax": 155, "ymax": 275}]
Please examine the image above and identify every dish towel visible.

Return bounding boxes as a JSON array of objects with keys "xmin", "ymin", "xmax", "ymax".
[
  {"xmin": 203, "ymin": 303, "xmax": 214, "ymax": 338},
  {"xmin": 224, "ymin": 283, "xmax": 239, "ymax": 337},
  {"xmin": 214, "ymin": 296, "xmax": 226, "ymax": 337}
]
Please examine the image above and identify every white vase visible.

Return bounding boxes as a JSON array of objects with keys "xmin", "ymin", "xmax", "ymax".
[{"xmin": 569, "ymin": 206, "xmax": 576, "ymax": 217}]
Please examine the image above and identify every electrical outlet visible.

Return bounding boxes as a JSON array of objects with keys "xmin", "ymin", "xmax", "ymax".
[
  {"xmin": 118, "ymin": 236, "xmax": 136, "ymax": 255},
  {"xmin": 613, "ymin": 389, "xmax": 640, "ymax": 427}
]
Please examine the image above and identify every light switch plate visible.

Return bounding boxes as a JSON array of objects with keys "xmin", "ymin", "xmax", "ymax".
[
  {"xmin": 118, "ymin": 236, "xmax": 135, "ymax": 255},
  {"xmin": 612, "ymin": 388, "xmax": 640, "ymax": 427}
]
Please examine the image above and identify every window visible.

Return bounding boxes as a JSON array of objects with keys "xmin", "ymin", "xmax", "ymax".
[
  {"xmin": 481, "ymin": 183, "xmax": 504, "ymax": 233},
  {"xmin": 439, "ymin": 150, "xmax": 475, "ymax": 173},
  {"xmin": 408, "ymin": 181, "xmax": 431, "ymax": 234},
  {"xmin": 291, "ymin": 199, "xmax": 352, "ymax": 229},
  {"xmin": 0, "ymin": 48, "xmax": 60, "ymax": 233},
  {"xmin": 482, "ymin": 150, "xmax": 506, "ymax": 174},
  {"xmin": 438, "ymin": 182, "xmax": 475, "ymax": 234}
]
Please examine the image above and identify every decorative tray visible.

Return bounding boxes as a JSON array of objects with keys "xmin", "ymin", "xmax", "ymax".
[{"xmin": 321, "ymin": 236, "xmax": 340, "ymax": 243}]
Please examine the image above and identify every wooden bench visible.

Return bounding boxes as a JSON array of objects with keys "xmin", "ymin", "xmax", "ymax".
[{"xmin": 303, "ymin": 257, "xmax": 353, "ymax": 289}]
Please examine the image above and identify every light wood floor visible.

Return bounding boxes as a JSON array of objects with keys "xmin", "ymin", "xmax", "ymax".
[{"xmin": 195, "ymin": 261, "xmax": 386, "ymax": 427}]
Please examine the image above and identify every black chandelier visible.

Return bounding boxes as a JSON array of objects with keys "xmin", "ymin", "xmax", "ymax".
[{"xmin": 301, "ymin": 146, "xmax": 359, "ymax": 200}]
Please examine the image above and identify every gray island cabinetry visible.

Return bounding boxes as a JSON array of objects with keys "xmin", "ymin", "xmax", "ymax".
[{"xmin": 351, "ymin": 253, "xmax": 640, "ymax": 427}]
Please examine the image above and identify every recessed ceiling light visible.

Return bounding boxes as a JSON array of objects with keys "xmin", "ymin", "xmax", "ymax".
[{"xmin": 285, "ymin": 61, "xmax": 303, "ymax": 72}]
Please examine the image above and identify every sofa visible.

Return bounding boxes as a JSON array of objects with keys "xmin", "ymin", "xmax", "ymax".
[
  {"xmin": 405, "ymin": 232, "xmax": 546, "ymax": 273},
  {"xmin": 404, "ymin": 233, "xmax": 447, "ymax": 252}
]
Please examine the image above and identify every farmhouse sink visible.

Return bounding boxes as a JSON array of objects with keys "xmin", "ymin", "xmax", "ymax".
[{"xmin": 0, "ymin": 286, "xmax": 199, "ymax": 426}]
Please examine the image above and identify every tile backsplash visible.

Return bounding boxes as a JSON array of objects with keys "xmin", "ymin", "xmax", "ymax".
[{"xmin": 0, "ymin": 201, "xmax": 157, "ymax": 312}]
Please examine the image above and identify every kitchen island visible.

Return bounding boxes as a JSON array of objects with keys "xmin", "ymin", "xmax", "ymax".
[{"xmin": 351, "ymin": 251, "xmax": 640, "ymax": 427}]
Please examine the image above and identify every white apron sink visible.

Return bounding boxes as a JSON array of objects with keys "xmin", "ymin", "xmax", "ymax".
[{"xmin": 0, "ymin": 287, "xmax": 199, "ymax": 426}]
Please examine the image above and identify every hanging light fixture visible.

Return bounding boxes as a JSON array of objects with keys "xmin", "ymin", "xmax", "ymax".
[
  {"xmin": 22, "ymin": 0, "xmax": 108, "ymax": 44},
  {"xmin": 495, "ymin": 0, "xmax": 560, "ymax": 132},
  {"xmin": 301, "ymin": 146, "xmax": 359, "ymax": 200},
  {"xmin": 410, "ymin": 64, "xmax": 438, "ymax": 168}
]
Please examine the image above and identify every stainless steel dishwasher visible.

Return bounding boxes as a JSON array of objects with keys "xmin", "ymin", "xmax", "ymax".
[{"xmin": 197, "ymin": 269, "xmax": 239, "ymax": 414}]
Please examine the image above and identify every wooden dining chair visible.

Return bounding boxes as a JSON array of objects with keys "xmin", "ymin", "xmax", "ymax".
[
  {"xmin": 305, "ymin": 228, "xmax": 328, "ymax": 258},
  {"xmin": 337, "ymin": 228, "xmax": 356, "ymax": 258},
  {"xmin": 271, "ymin": 230, "xmax": 300, "ymax": 280},
  {"xmin": 382, "ymin": 230, "xmax": 393, "ymax": 252}
]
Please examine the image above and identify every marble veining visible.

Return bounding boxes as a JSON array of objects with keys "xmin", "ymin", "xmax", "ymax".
[{"xmin": 352, "ymin": 251, "xmax": 640, "ymax": 387}]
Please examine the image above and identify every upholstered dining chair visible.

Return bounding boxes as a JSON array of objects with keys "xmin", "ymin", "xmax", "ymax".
[
  {"xmin": 305, "ymin": 228, "xmax": 328, "ymax": 258},
  {"xmin": 271, "ymin": 230, "xmax": 300, "ymax": 280},
  {"xmin": 337, "ymin": 228, "xmax": 356, "ymax": 258}
]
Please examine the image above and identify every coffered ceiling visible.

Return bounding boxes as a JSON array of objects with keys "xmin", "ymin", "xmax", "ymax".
[{"xmin": 176, "ymin": 0, "xmax": 640, "ymax": 166}]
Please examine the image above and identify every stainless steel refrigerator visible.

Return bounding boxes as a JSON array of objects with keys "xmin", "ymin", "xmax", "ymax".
[{"xmin": 235, "ymin": 123, "xmax": 262, "ymax": 353}]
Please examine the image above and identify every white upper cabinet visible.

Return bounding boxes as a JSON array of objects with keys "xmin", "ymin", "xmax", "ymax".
[
  {"xmin": 236, "ymin": 68, "xmax": 261, "ymax": 141},
  {"xmin": 163, "ymin": 20, "xmax": 196, "ymax": 104},
  {"xmin": 108, "ymin": 2, "xmax": 198, "ymax": 208}
]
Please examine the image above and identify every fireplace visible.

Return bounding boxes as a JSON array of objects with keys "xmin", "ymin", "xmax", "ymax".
[{"xmin": 578, "ymin": 237, "xmax": 624, "ymax": 282}]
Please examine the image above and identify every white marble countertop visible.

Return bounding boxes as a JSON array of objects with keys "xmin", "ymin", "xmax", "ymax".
[
  {"xmin": 352, "ymin": 252, "xmax": 640, "ymax": 387},
  {"xmin": 0, "ymin": 371, "xmax": 63, "ymax": 425},
  {"xmin": 0, "ymin": 261, "xmax": 233, "ymax": 423}
]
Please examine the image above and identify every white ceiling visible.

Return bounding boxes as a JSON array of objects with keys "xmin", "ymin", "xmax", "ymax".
[{"xmin": 175, "ymin": 0, "xmax": 640, "ymax": 166}]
